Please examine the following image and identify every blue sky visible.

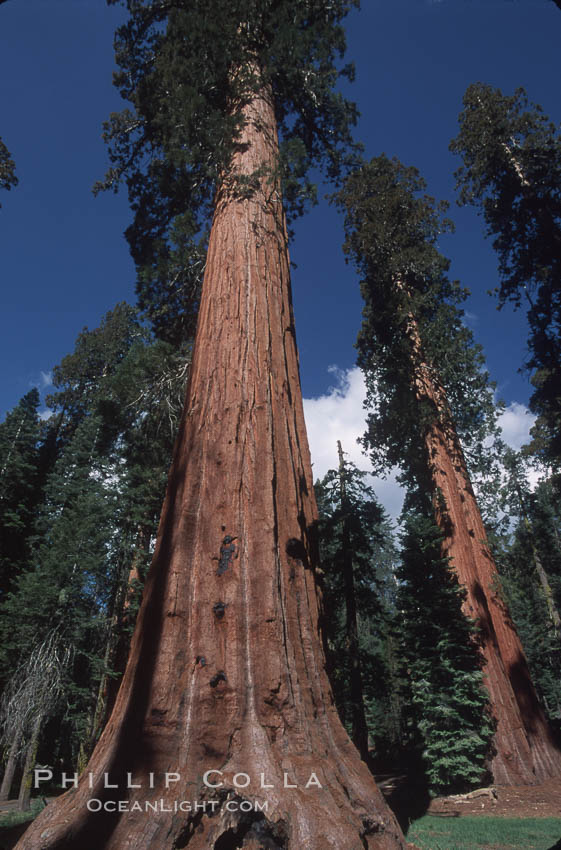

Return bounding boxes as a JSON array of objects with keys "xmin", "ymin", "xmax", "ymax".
[{"xmin": 0, "ymin": 0, "xmax": 558, "ymax": 497}]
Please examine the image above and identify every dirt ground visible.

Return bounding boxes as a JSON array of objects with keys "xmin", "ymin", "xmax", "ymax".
[{"xmin": 427, "ymin": 778, "xmax": 561, "ymax": 819}]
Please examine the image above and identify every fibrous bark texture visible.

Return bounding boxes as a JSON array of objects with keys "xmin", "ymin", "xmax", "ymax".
[
  {"xmin": 413, "ymin": 350, "xmax": 561, "ymax": 785},
  {"xmin": 16, "ymin": 81, "xmax": 405, "ymax": 849}
]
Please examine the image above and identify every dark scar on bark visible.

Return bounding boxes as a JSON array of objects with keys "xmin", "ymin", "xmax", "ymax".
[
  {"xmin": 196, "ymin": 655, "xmax": 206, "ymax": 667},
  {"xmin": 214, "ymin": 535, "xmax": 238, "ymax": 575},
  {"xmin": 285, "ymin": 537, "xmax": 306, "ymax": 561},
  {"xmin": 210, "ymin": 671, "xmax": 227, "ymax": 688},
  {"xmin": 213, "ymin": 602, "xmax": 227, "ymax": 619}
]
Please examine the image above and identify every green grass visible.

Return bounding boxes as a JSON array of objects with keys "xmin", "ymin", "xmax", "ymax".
[
  {"xmin": 0, "ymin": 798, "xmax": 45, "ymax": 829},
  {"xmin": 408, "ymin": 815, "xmax": 561, "ymax": 850}
]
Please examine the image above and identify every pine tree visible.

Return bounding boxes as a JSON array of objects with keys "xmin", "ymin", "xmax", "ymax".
[
  {"xmin": 0, "ymin": 389, "xmax": 41, "ymax": 600},
  {"xmin": 0, "ymin": 414, "xmax": 122, "ymax": 767},
  {"xmin": 335, "ymin": 154, "xmax": 561, "ymax": 784},
  {"xmin": 396, "ymin": 513, "xmax": 494, "ymax": 796},
  {"xmin": 16, "ymin": 4, "xmax": 405, "ymax": 848},
  {"xmin": 1, "ymin": 308, "xmax": 182, "ymax": 776},
  {"xmin": 450, "ymin": 84, "xmax": 561, "ymax": 472},
  {"xmin": 315, "ymin": 443, "xmax": 395, "ymax": 763}
]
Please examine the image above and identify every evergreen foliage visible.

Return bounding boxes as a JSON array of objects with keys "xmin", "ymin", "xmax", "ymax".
[
  {"xmin": 0, "ymin": 390, "xmax": 41, "ymax": 600},
  {"xmin": 334, "ymin": 154, "xmax": 500, "ymax": 489},
  {"xmin": 315, "ymin": 456, "xmax": 401, "ymax": 759},
  {"xmin": 451, "ymin": 84, "xmax": 561, "ymax": 471},
  {"xmin": 0, "ymin": 304, "xmax": 183, "ymax": 769},
  {"xmin": 491, "ymin": 452, "xmax": 561, "ymax": 723},
  {"xmin": 96, "ymin": 0, "xmax": 361, "ymax": 343},
  {"xmin": 0, "ymin": 414, "xmax": 123, "ymax": 764},
  {"xmin": 396, "ymin": 512, "xmax": 494, "ymax": 795},
  {"xmin": 0, "ymin": 136, "xmax": 17, "ymax": 205}
]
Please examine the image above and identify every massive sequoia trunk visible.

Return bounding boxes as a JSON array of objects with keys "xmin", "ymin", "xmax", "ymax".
[
  {"xmin": 15, "ymin": 81, "xmax": 405, "ymax": 849},
  {"xmin": 410, "ymin": 319, "xmax": 561, "ymax": 785}
]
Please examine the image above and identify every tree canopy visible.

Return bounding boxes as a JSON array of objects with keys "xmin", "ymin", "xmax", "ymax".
[
  {"xmin": 96, "ymin": 0, "xmax": 361, "ymax": 343},
  {"xmin": 451, "ymin": 83, "xmax": 561, "ymax": 470},
  {"xmin": 335, "ymin": 154, "xmax": 500, "ymax": 488}
]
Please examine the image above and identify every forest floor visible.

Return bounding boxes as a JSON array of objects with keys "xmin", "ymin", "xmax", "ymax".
[
  {"xmin": 381, "ymin": 776, "xmax": 561, "ymax": 849},
  {"xmin": 427, "ymin": 779, "xmax": 561, "ymax": 818}
]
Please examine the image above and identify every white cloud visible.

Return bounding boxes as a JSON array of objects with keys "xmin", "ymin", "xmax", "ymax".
[
  {"xmin": 303, "ymin": 367, "xmax": 404, "ymax": 521},
  {"xmin": 40, "ymin": 370, "xmax": 53, "ymax": 389},
  {"xmin": 39, "ymin": 408, "xmax": 53, "ymax": 421},
  {"xmin": 304, "ymin": 370, "xmax": 543, "ymax": 519},
  {"xmin": 497, "ymin": 402, "xmax": 536, "ymax": 452},
  {"xmin": 496, "ymin": 402, "xmax": 543, "ymax": 490}
]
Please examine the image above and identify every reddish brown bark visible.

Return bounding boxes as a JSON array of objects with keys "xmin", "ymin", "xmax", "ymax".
[
  {"xmin": 411, "ymin": 326, "xmax": 561, "ymax": 785},
  {"xmin": 15, "ymin": 81, "xmax": 405, "ymax": 849}
]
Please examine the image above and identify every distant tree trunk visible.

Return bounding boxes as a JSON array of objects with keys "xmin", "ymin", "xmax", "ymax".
[
  {"xmin": 408, "ymin": 309, "xmax": 561, "ymax": 785},
  {"xmin": 15, "ymin": 76, "xmax": 405, "ymax": 849},
  {"xmin": 0, "ymin": 736, "xmax": 19, "ymax": 801},
  {"xmin": 337, "ymin": 441, "xmax": 370, "ymax": 763},
  {"xmin": 532, "ymin": 546, "xmax": 561, "ymax": 633},
  {"xmin": 513, "ymin": 482, "xmax": 561, "ymax": 634},
  {"xmin": 102, "ymin": 528, "xmax": 150, "ymax": 730},
  {"xmin": 17, "ymin": 714, "xmax": 42, "ymax": 812},
  {"xmin": 78, "ymin": 527, "xmax": 151, "ymax": 770}
]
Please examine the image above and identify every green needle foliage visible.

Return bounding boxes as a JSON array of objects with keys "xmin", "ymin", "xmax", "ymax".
[
  {"xmin": 315, "ymin": 454, "xmax": 400, "ymax": 758},
  {"xmin": 335, "ymin": 154, "xmax": 500, "ymax": 492},
  {"xmin": 451, "ymin": 83, "xmax": 561, "ymax": 472},
  {"xmin": 396, "ymin": 513, "xmax": 494, "ymax": 795},
  {"xmin": 97, "ymin": 0, "xmax": 361, "ymax": 343},
  {"xmin": 0, "ymin": 136, "xmax": 17, "ymax": 205},
  {"xmin": 491, "ymin": 451, "xmax": 561, "ymax": 724},
  {"xmin": 0, "ymin": 390, "xmax": 41, "ymax": 600},
  {"xmin": 0, "ymin": 303, "xmax": 185, "ymax": 768}
]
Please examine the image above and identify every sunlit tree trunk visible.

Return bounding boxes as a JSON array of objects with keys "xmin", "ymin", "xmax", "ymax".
[
  {"xmin": 408, "ymin": 310, "xmax": 561, "ymax": 785},
  {"xmin": 15, "ymin": 78, "xmax": 405, "ymax": 850}
]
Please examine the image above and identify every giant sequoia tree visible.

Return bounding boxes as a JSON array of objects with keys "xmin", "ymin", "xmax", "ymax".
[
  {"xmin": 16, "ymin": 3, "xmax": 404, "ymax": 848},
  {"xmin": 336, "ymin": 155, "xmax": 561, "ymax": 785},
  {"xmin": 451, "ymin": 84, "xmax": 561, "ymax": 471}
]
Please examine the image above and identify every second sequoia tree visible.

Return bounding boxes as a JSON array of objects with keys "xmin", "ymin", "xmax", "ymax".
[
  {"xmin": 16, "ymin": 3, "xmax": 405, "ymax": 849},
  {"xmin": 336, "ymin": 155, "xmax": 561, "ymax": 786}
]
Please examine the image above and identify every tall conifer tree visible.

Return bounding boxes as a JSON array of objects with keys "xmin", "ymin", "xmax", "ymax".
[
  {"xmin": 0, "ymin": 389, "xmax": 41, "ymax": 600},
  {"xmin": 396, "ymin": 512, "xmax": 493, "ymax": 795},
  {"xmin": 451, "ymin": 84, "xmax": 561, "ymax": 472},
  {"xmin": 335, "ymin": 154, "xmax": 561, "ymax": 785},
  {"xmin": 16, "ymin": 3, "xmax": 405, "ymax": 848}
]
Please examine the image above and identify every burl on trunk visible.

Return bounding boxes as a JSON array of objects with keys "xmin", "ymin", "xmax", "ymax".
[{"xmin": 15, "ymin": 83, "xmax": 405, "ymax": 849}]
